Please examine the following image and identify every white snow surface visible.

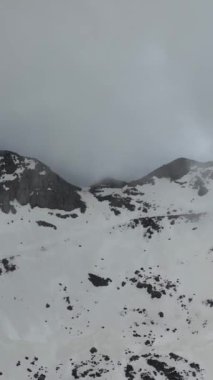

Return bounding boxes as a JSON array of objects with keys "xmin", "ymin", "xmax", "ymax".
[{"xmin": 0, "ymin": 166, "xmax": 213, "ymax": 379}]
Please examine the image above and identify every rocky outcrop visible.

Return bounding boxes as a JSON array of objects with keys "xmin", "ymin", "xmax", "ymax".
[{"xmin": 0, "ymin": 151, "xmax": 85, "ymax": 214}]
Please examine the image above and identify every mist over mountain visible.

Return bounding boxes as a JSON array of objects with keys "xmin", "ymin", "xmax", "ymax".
[
  {"xmin": 1, "ymin": 1, "xmax": 213, "ymax": 185},
  {"xmin": 1, "ymin": 1, "xmax": 213, "ymax": 379}
]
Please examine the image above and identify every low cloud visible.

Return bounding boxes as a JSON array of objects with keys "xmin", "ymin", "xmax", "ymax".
[{"xmin": 0, "ymin": 0, "xmax": 213, "ymax": 185}]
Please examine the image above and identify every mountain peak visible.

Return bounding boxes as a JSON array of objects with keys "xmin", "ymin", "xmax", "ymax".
[
  {"xmin": 129, "ymin": 157, "xmax": 213, "ymax": 186},
  {"xmin": 0, "ymin": 150, "xmax": 85, "ymax": 214}
]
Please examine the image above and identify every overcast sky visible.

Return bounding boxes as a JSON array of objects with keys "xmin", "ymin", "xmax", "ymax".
[{"xmin": 0, "ymin": 0, "xmax": 213, "ymax": 185}]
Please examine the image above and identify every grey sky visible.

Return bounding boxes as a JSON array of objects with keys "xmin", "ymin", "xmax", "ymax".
[{"xmin": 0, "ymin": 0, "xmax": 213, "ymax": 185}]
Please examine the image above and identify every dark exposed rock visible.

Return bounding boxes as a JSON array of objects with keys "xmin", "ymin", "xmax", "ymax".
[
  {"xmin": 204, "ymin": 299, "xmax": 213, "ymax": 307},
  {"xmin": 190, "ymin": 362, "xmax": 201, "ymax": 371},
  {"xmin": 136, "ymin": 282, "xmax": 162, "ymax": 299},
  {"xmin": 70, "ymin": 350, "xmax": 114, "ymax": 378},
  {"xmin": 0, "ymin": 151, "xmax": 86, "ymax": 214},
  {"xmin": 37, "ymin": 375, "xmax": 46, "ymax": 380},
  {"xmin": 140, "ymin": 373, "xmax": 155, "ymax": 380},
  {"xmin": 91, "ymin": 191, "xmax": 135, "ymax": 212},
  {"xmin": 147, "ymin": 358, "xmax": 183, "ymax": 380},
  {"xmin": 127, "ymin": 266, "xmax": 179, "ymax": 299},
  {"xmin": 122, "ymin": 213, "xmax": 205, "ymax": 238},
  {"xmin": 145, "ymin": 353, "xmax": 203, "ymax": 380},
  {"xmin": 0, "ymin": 256, "xmax": 16, "ymax": 275},
  {"xmin": 111, "ymin": 208, "xmax": 121, "ymax": 215},
  {"xmin": 88, "ymin": 273, "xmax": 112, "ymax": 287},
  {"xmin": 127, "ymin": 216, "xmax": 164, "ymax": 237},
  {"xmin": 90, "ymin": 347, "xmax": 97, "ymax": 354},
  {"xmin": 36, "ymin": 221, "xmax": 57, "ymax": 230},
  {"xmin": 55, "ymin": 213, "xmax": 72, "ymax": 219},
  {"xmin": 125, "ymin": 364, "xmax": 135, "ymax": 380}
]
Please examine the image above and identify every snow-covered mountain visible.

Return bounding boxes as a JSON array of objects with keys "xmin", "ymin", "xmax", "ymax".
[
  {"xmin": 0, "ymin": 150, "xmax": 85, "ymax": 214},
  {"xmin": 0, "ymin": 152, "xmax": 213, "ymax": 379}
]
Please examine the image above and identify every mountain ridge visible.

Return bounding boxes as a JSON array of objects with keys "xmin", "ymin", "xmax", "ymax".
[
  {"xmin": 0, "ymin": 150, "xmax": 212, "ymax": 215},
  {"xmin": 0, "ymin": 150, "xmax": 212, "ymax": 378},
  {"xmin": 129, "ymin": 157, "xmax": 213, "ymax": 186}
]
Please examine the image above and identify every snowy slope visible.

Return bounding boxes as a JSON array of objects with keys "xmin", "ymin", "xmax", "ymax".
[{"xmin": 0, "ymin": 155, "xmax": 213, "ymax": 379}]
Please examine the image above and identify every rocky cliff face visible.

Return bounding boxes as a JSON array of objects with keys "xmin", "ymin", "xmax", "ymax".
[{"xmin": 0, "ymin": 150, "xmax": 86, "ymax": 213}]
